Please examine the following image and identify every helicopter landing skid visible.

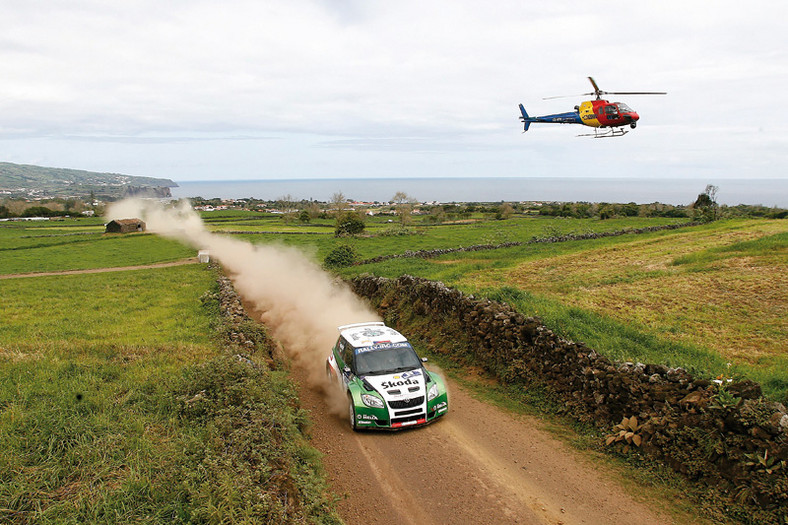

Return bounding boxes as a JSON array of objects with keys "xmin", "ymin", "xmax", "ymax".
[{"xmin": 577, "ymin": 128, "xmax": 629, "ymax": 138}]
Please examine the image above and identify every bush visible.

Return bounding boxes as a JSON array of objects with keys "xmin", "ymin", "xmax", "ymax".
[
  {"xmin": 335, "ymin": 213, "xmax": 365, "ymax": 236},
  {"xmin": 324, "ymin": 244, "xmax": 358, "ymax": 268},
  {"xmin": 21, "ymin": 206, "xmax": 59, "ymax": 217}
]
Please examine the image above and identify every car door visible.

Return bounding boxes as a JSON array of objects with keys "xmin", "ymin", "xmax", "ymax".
[{"xmin": 339, "ymin": 339, "xmax": 355, "ymax": 390}]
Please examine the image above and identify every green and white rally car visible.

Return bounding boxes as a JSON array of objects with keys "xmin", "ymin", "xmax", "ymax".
[{"xmin": 326, "ymin": 322, "xmax": 449, "ymax": 430}]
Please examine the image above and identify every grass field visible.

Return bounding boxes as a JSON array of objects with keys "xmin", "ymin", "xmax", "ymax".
[
  {"xmin": 0, "ymin": 218, "xmax": 195, "ymax": 274},
  {"xmin": 0, "ymin": 237, "xmax": 340, "ymax": 523},
  {"xmin": 335, "ymin": 217, "xmax": 788, "ymax": 401},
  {"xmin": 1, "ymin": 210, "xmax": 785, "ymax": 522}
]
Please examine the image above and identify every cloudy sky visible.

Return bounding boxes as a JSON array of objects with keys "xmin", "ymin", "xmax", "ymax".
[{"xmin": 1, "ymin": 1, "xmax": 786, "ymax": 184}]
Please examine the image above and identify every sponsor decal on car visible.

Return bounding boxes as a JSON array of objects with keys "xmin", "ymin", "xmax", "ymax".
[
  {"xmin": 380, "ymin": 377, "xmax": 420, "ymax": 390},
  {"xmin": 356, "ymin": 342, "xmax": 411, "ymax": 353},
  {"xmin": 398, "ymin": 369, "xmax": 422, "ymax": 380},
  {"xmin": 358, "ymin": 328, "xmax": 385, "ymax": 338}
]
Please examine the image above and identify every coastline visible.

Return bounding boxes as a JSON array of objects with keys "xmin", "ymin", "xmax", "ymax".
[{"xmin": 170, "ymin": 177, "xmax": 788, "ymax": 207}]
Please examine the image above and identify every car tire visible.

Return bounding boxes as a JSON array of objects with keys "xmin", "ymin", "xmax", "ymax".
[{"xmin": 348, "ymin": 395, "xmax": 359, "ymax": 432}]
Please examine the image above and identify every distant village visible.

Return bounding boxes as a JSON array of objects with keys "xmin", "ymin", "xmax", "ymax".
[{"xmin": 1, "ymin": 192, "xmax": 785, "ymax": 223}]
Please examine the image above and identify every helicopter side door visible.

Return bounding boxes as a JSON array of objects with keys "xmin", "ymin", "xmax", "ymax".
[{"xmin": 578, "ymin": 101, "xmax": 601, "ymax": 128}]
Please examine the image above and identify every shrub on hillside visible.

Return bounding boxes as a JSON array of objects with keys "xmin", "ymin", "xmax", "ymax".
[
  {"xmin": 335, "ymin": 213, "xmax": 365, "ymax": 236},
  {"xmin": 323, "ymin": 244, "xmax": 358, "ymax": 268}
]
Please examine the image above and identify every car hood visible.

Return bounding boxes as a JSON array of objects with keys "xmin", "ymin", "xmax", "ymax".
[{"xmin": 363, "ymin": 368, "xmax": 426, "ymax": 400}]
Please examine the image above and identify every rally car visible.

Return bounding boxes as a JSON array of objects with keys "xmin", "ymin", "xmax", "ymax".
[{"xmin": 326, "ymin": 322, "xmax": 449, "ymax": 430}]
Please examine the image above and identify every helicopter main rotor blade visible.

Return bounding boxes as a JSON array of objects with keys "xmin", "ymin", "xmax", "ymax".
[
  {"xmin": 542, "ymin": 77, "xmax": 666, "ymax": 101},
  {"xmin": 603, "ymin": 91, "xmax": 667, "ymax": 96},
  {"xmin": 588, "ymin": 76, "xmax": 601, "ymax": 94},
  {"xmin": 542, "ymin": 94, "xmax": 584, "ymax": 100}
]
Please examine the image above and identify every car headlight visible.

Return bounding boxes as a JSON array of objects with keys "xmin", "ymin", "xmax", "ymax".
[
  {"xmin": 362, "ymin": 394, "xmax": 384, "ymax": 409},
  {"xmin": 427, "ymin": 383, "xmax": 439, "ymax": 401}
]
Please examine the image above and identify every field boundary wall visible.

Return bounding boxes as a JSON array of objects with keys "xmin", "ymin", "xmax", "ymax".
[{"xmin": 349, "ymin": 274, "xmax": 788, "ymax": 514}]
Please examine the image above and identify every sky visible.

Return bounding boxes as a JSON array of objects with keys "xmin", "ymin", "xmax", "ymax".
[{"xmin": 1, "ymin": 1, "xmax": 787, "ymax": 184}]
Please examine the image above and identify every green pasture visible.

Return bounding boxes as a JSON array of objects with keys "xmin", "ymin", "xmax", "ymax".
[
  {"xmin": 0, "ymin": 265, "xmax": 214, "ymax": 521},
  {"xmin": 0, "ymin": 229, "xmax": 196, "ymax": 274},
  {"xmin": 228, "ymin": 215, "xmax": 686, "ymax": 262},
  {"xmin": 339, "ymin": 218, "xmax": 788, "ymax": 401},
  {"xmin": 0, "ymin": 265, "xmax": 214, "ymax": 347},
  {"xmin": 0, "ymin": 262, "xmax": 338, "ymax": 523}
]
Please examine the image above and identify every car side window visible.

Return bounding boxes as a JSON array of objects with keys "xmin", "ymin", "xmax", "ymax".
[{"xmin": 340, "ymin": 339, "xmax": 354, "ymax": 371}]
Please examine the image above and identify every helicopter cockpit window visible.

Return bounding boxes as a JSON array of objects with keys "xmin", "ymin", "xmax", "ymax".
[
  {"xmin": 616, "ymin": 103, "xmax": 633, "ymax": 112},
  {"xmin": 604, "ymin": 105, "xmax": 618, "ymax": 115}
]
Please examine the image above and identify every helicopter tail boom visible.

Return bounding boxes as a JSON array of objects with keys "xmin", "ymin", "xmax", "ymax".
[{"xmin": 519, "ymin": 103, "xmax": 581, "ymax": 131}]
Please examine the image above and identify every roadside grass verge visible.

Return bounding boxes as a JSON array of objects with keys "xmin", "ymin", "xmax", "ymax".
[{"xmin": 0, "ymin": 265, "xmax": 340, "ymax": 524}]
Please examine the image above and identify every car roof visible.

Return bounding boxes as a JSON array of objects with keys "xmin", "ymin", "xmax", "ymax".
[{"xmin": 338, "ymin": 322, "xmax": 408, "ymax": 349}]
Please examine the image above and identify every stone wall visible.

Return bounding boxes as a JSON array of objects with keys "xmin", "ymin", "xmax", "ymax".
[
  {"xmin": 349, "ymin": 274, "xmax": 788, "ymax": 514},
  {"xmin": 205, "ymin": 273, "xmax": 277, "ymax": 368},
  {"xmin": 355, "ymin": 222, "xmax": 699, "ymax": 266}
]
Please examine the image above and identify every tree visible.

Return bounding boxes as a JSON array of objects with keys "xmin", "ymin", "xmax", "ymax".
[
  {"xmin": 692, "ymin": 184, "xmax": 719, "ymax": 222},
  {"xmin": 276, "ymin": 194, "xmax": 297, "ymax": 223},
  {"xmin": 496, "ymin": 203, "xmax": 514, "ymax": 220},
  {"xmin": 330, "ymin": 192, "xmax": 348, "ymax": 216},
  {"xmin": 391, "ymin": 191, "xmax": 416, "ymax": 225},
  {"xmin": 304, "ymin": 201, "xmax": 321, "ymax": 219}
]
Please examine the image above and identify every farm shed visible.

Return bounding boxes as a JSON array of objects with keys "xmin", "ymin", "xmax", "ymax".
[{"xmin": 105, "ymin": 218, "xmax": 146, "ymax": 233}]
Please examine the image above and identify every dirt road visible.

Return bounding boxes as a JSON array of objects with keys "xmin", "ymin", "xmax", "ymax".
[{"xmin": 294, "ymin": 365, "xmax": 676, "ymax": 525}]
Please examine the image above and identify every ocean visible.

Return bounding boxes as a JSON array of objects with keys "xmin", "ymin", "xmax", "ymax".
[{"xmin": 170, "ymin": 177, "xmax": 788, "ymax": 207}]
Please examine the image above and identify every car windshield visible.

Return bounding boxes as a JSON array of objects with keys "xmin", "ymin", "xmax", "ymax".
[{"xmin": 354, "ymin": 343, "xmax": 422, "ymax": 375}]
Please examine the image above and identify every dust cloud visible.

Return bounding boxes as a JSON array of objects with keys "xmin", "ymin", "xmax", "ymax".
[{"xmin": 106, "ymin": 199, "xmax": 379, "ymax": 413}]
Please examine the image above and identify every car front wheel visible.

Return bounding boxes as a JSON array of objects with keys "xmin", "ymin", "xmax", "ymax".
[{"xmin": 348, "ymin": 395, "xmax": 358, "ymax": 432}]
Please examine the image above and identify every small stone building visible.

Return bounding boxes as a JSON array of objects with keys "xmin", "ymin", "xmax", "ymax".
[{"xmin": 105, "ymin": 218, "xmax": 146, "ymax": 233}]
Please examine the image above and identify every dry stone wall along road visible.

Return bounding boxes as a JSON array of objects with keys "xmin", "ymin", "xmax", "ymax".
[{"xmin": 293, "ymin": 364, "xmax": 676, "ymax": 525}]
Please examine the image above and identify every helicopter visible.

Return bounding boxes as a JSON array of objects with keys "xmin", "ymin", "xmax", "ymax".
[{"xmin": 518, "ymin": 77, "xmax": 666, "ymax": 138}]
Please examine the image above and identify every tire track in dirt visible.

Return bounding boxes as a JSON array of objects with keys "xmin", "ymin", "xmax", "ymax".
[
  {"xmin": 0, "ymin": 258, "xmax": 198, "ymax": 279},
  {"xmin": 295, "ymin": 363, "xmax": 676, "ymax": 525}
]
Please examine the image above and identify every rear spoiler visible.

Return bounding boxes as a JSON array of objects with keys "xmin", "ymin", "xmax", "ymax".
[{"xmin": 337, "ymin": 321, "xmax": 385, "ymax": 332}]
